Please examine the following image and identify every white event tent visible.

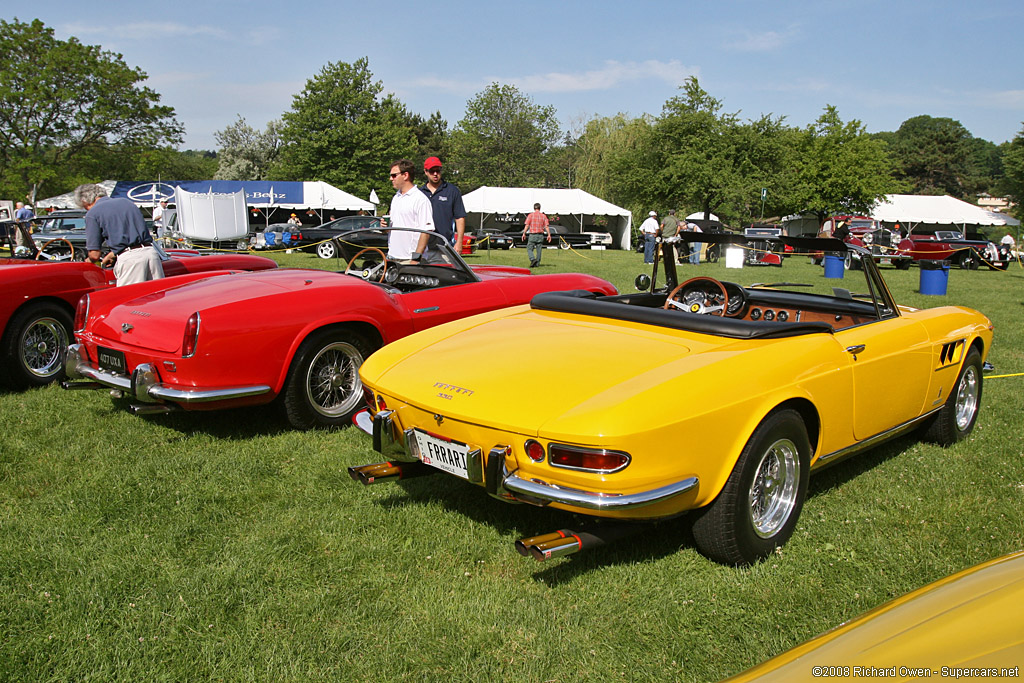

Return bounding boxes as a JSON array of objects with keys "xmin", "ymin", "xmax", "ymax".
[
  {"xmin": 462, "ymin": 187, "xmax": 633, "ymax": 249},
  {"xmin": 869, "ymin": 194, "xmax": 1019, "ymax": 232}
]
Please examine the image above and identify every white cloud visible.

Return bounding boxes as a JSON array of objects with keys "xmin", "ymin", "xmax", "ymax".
[
  {"xmin": 403, "ymin": 60, "xmax": 697, "ymax": 96},
  {"xmin": 725, "ymin": 27, "xmax": 799, "ymax": 52},
  {"xmin": 57, "ymin": 22, "xmax": 277, "ymax": 44}
]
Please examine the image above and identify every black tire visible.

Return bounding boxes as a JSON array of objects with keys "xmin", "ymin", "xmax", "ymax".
[
  {"xmin": 282, "ymin": 329, "xmax": 374, "ymax": 430},
  {"xmin": 706, "ymin": 246, "xmax": 719, "ymax": 264},
  {"xmin": 959, "ymin": 250, "xmax": 979, "ymax": 270},
  {"xmin": 895, "ymin": 259, "xmax": 912, "ymax": 270},
  {"xmin": 316, "ymin": 240, "xmax": 337, "ymax": 259},
  {"xmin": 692, "ymin": 409, "xmax": 811, "ymax": 565},
  {"xmin": 921, "ymin": 348, "xmax": 982, "ymax": 446},
  {"xmin": 1, "ymin": 303, "xmax": 73, "ymax": 389}
]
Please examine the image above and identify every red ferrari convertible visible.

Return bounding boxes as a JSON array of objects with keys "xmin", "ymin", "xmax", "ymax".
[
  {"xmin": 0, "ymin": 249, "xmax": 277, "ymax": 390},
  {"xmin": 64, "ymin": 228, "xmax": 617, "ymax": 429}
]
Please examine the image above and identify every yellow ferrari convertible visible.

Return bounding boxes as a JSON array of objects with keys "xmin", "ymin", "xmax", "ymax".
[{"xmin": 350, "ymin": 235, "xmax": 993, "ymax": 565}]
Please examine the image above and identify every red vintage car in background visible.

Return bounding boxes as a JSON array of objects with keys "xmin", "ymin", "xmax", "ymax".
[
  {"xmin": 897, "ymin": 230, "xmax": 1011, "ymax": 270},
  {"xmin": 0, "ymin": 250, "xmax": 277, "ymax": 390},
  {"xmin": 64, "ymin": 228, "xmax": 617, "ymax": 430}
]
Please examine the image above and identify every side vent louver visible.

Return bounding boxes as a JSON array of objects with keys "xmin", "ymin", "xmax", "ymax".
[{"xmin": 938, "ymin": 340, "xmax": 965, "ymax": 368}]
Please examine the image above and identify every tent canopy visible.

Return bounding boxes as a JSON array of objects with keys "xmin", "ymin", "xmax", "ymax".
[
  {"xmin": 870, "ymin": 194, "xmax": 1019, "ymax": 229},
  {"xmin": 462, "ymin": 187, "xmax": 633, "ymax": 249}
]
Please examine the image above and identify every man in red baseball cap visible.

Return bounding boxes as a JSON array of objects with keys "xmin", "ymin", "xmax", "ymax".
[{"xmin": 419, "ymin": 156, "xmax": 466, "ymax": 250}]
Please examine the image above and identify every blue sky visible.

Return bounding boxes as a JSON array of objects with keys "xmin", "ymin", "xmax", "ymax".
[{"xmin": 24, "ymin": 0, "xmax": 1024, "ymax": 150}]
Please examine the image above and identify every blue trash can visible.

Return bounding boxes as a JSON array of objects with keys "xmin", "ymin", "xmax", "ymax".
[
  {"xmin": 919, "ymin": 259, "xmax": 949, "ymax": 295},
  {"xmin": 823, "ymin": 253, "xmax": 845, "ymax": 279}
]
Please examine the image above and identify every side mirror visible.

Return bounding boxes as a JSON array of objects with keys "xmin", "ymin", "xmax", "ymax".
[{"xmin": 634, "ymin": 273, "xmax": 651, "ymax": 292}]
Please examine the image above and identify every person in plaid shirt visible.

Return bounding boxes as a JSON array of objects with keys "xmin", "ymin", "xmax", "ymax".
[{"xmin": 521, "ymin": 202, "xmax": 551, "ymax": 268}]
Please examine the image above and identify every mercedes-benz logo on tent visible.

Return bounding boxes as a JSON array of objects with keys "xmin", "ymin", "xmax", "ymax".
[{"xmin": 126, "ymin": 182, "xmax": 177, "ymax": 203}]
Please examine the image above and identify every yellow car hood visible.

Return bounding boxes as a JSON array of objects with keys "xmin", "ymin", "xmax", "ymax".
[
  {"xmin": 362, "ymin": 307, "xmax": 816, "ymax": 440},
  {"xmin": 724, "ymin": 551, "xmax": 1024, "ymax": 680}
]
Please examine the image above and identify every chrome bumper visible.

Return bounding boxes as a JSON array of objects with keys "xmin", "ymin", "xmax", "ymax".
[
  {"xmin": 353, "ymin": 408, "xmax": 699, "ymax": 515},
  {"xmin": 63, "ymin": 343, "xmax": 271, "ymax": 404}
]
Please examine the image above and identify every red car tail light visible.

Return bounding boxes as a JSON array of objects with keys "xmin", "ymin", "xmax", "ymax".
[
  {"xmin": 376, "ymin": 396, "xmax": 388, "ymax": 411},
  {"xmin": 182, "ymin": 312, "xmax": 200, "ymax": 358},
  {"xmin": 74, "ymin": 295, "xmax": 90, "ymax": 332},
  {"xmin": 524, "ymin": 440, "xmax": 545, "ymax": 462},
  {"xmin": 549, "ymin": 444, "xmax": 630, "ymax": 473}
]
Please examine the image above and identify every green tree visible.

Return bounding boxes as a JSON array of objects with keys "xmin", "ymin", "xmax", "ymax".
[
  {"xmin": 448, "ymin": 83, "xmax": 561, "ymax": 190},
  {"xmin": 0, "ymin": 18, "xmax": 182, "ymax": 203},
  {"xmin": 792, "ymin": 106, "xmax": 901, "ymax": 226},
  {"xmin": 273, "ymin": 57, "xmax": 416, "ymax": 202},
  {"xmin": 409, "ymin": 111, "xmax": 449, "ymax": 163},
  {"xmin": 214, "ymin": 116, "xmax": 283, "ymax": 180},
  {"xmin": 887, "ymin": 115, "xmax": 976, "ymax": 198},
  {"xmin": 1000, "ymin": 123, "xmax": 1024, "ymax": 220}
]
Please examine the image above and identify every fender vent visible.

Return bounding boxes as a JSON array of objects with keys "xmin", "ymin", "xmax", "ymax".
[{"xmin": 938, "ymin": 340, "xmax": 965, "ymax": 368}]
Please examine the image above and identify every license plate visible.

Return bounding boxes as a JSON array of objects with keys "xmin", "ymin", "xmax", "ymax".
[
  {"xmin": 412, "ymin": 429, "xmax": 470, "ymax": 480},
  {"xmin": 97, "ymin": 346, "xmax": 127, "ymax": 374}
]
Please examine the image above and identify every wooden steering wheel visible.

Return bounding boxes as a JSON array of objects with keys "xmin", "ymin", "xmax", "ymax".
[
  {"xmin": 344, "ymin": 247, "xmax": 389, "ymax": 282},
  {"xmin": 663, "ymin": 276, "xmax": 729, "ymax": 316},
  {"xmin": 35, "ymin": 238, "xmax": 79, "ymax": 261}
]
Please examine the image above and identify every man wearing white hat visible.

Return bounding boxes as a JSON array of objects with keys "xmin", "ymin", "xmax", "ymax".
[{"xmin": 639, "ymin": 210, "xmax": 659, "ymax": 264}]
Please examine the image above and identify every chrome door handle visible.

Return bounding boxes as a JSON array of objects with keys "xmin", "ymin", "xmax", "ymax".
[{"xmin": 846, "ymin": 344, "xmax": 866, "ymax": 359}]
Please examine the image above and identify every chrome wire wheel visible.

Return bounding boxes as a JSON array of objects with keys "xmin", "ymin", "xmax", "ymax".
[
  {"xmin": 304, "ymin": 341, "xmax": 363, "ymax": 418},
  {"xmin": 954, "ymin": 364, "xmax": 980, "ymax": 431},
  {"xmin": 21, "ymin": 317, "xmax": 69, "ymax": 379},
  {"xmin": 748, "ymin": 438, "xmax": 800, "ymax": 539}
]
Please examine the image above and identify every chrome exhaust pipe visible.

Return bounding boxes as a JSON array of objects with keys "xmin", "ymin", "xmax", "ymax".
[
  {"xmin": 61, "ymin": 380, "xmax": 104, "ymax": 391},
  {"xmin": 128, "ymin": 403, "xmax": 180, "ymax": 415},
  {"xmin": 514, "ymin": 530, "xmax": 575, "ymax": 557},
  {"xmin": 517, "ymin": 524, "xmax": 645, "ymax": 562},
  {"xmin": 347, "ymin": 461, "xmax": 436, "ymax": 485}
]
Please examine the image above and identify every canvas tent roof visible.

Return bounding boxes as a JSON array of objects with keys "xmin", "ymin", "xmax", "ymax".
[
  {"xmin": 36, "ymin": 180, "xmax": 117, "ymax": 209},
  {"xmin": 463, "ymin": 186, "xmax": 631, "ymax": 218},
  {"xmin": 870, "ymin": 194, "xmax": 1019, "ymax": 228},
  {"xmin": 463, "ymin": 187, "xmax": 633, "ymax": 249}
]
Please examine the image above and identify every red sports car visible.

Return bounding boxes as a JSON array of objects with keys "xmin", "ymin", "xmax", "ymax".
[
  {"xmin": 0, "ymin": 249, "xmax": 277, "ymax": 390},
  {"xmin": 64, "ymin": 228, "xmax": 618, "ymax": 429}
]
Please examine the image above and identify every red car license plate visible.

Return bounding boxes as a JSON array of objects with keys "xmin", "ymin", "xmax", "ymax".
[{"xmin": 97, "ymin": 346, "xmax": 127, "ymax": 375}]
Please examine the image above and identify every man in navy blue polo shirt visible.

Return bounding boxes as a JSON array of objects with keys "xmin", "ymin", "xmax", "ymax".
[
  {"xmin": 419, "ymin": 157, "xmax": 466, "ymax": 249},
  {"xmin": 75, "ymin": 183, "xmax": 164, "ymax": 286}
]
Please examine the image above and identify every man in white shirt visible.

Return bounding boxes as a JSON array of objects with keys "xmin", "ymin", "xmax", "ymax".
[
  {"xmin": 686, "ymin": 221, "xmax": 703, "ymax": 265},
  {"xmin": 1000, "ymin": 232, "xmax": 1015, "ymax": 250},
  {"xmin": 386, "ymin": 159, "xmax": 434, "ymax": 260},
  {"xmin": 152, "ymin": 200, "xmax": 167, "ymax": 238},
  {"xmin": 639, "ymin": 210, "xmax": 659, "ymax": 264}
]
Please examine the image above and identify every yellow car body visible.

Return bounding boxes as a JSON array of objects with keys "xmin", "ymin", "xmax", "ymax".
[
  {"xmin": 353, "ymin": 240, "xmax": 993, "ymax": 564},
  {"xmin": 723, "ymin": 551, "xmax": 1024, "ymax": 681}
]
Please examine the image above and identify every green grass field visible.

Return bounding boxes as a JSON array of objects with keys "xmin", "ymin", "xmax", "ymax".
[{"xmin": 2, "ymin": 246, "xmax": 1023, "ymax": 681}]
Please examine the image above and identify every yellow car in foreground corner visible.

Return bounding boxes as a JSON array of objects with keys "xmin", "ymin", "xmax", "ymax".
[
  {"xmin": 723, "ymin": 550, "xmax": 1024, "ymax": 681},
  {"xmin": 351, "ymin": 235, "xmax": 993, "ymax": 565}
]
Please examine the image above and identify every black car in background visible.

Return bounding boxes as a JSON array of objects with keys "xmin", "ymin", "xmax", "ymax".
[
  {"xmin": 503, "ymin": 225, "xmax": 592, "ymax": 250},
  {"xmin": 251, "ymin": 215, "xmax": 382, "ymax": 259},
  {"xmin": 471, "ymin": 228, "xmax": 516, "ymax": 250}
]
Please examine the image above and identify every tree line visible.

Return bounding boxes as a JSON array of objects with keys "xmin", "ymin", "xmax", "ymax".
[{"xmin": 2, "ymin": 17, "xmax": 1023, "ymax": 228}]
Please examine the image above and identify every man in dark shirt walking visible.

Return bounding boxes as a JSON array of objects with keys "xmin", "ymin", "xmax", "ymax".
[
  {"xmin": 419, "ymin": 156, "xmax": 467, "ymax": 252},
  {"xmin": 75, "ymin": 183, "xmax": 164, "ymax": 286}
]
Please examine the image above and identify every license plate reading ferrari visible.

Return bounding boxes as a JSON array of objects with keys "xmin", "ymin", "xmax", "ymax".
[
  {"xmin": 413, "ymin": 429, "xmax": 469, "ymax": 479},
  {"xmin": 97, "ymin": 346, "xmax": 127, "ymax": 374}
]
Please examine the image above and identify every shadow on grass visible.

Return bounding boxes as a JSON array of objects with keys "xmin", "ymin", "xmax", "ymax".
[
  {"xmin": 102, "ymin": 398, "xmax": 298, "ymax": 441},
  {"xmin": 361, "ymin": 431, "xmax": 922, "ymax": 584}
]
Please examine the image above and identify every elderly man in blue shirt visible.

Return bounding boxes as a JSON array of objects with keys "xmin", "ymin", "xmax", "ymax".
[{"xmin": 75, "ymin": 183, "xmax": 164, "ymax": 286}]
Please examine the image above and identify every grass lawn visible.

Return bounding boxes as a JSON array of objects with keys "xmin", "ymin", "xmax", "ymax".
[{"xmin": 2, "ymin": 245, "xmax": 1023, "ymax": 681}]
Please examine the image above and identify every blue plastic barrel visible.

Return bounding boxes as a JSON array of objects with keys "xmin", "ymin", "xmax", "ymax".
[
  {"xmin": 919, "ymin": 259, "xmax": 949, "ymax": 295},
  {"xmin": 823, "ymin": 254, "xmax": 845, "ymax": 279}
]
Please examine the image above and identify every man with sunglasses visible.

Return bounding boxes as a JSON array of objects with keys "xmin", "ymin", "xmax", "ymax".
[
  {"xmin": 419, "ymin": 156, "xmax": 466, "ymax": 249},
  {"xmin": 386, "ymin": 159, "xmax": 434, "ymax": 261}
]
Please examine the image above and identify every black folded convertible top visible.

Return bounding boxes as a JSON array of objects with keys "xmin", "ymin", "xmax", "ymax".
[{"xmin": 530, "ymin": 291, "xmax": 834, "ymax": 339}]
